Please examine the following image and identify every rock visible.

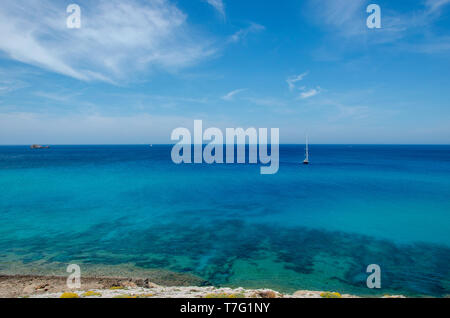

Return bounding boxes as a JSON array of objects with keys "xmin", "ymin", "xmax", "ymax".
[
  {"xmin": 23, "ymin": 285, "xmax": 37, "ymax": 294},
  {"xmin": 132, "ymin": 278, "xmax": 160, "ymax": 289},
  {"xmin": 252, "ymin": 290, "xmax": 278, "ymax": 298},
  {"xmin": 122, "ymin": 281, "xmax": 137, "ymax": 288},
  {"xmin": 293, "ymin": 290, "xmax": 319, "ymax": 298}
]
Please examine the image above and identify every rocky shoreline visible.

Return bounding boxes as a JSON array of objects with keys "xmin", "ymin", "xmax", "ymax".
[{"xmin": 0, "ymin": 275, "xmax": 406, "ymax": 298}]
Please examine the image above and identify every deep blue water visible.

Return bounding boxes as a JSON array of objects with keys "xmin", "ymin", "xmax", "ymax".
[{"xmin": 0, "ymin": 145, "xmax": 449, "ymax": 296}]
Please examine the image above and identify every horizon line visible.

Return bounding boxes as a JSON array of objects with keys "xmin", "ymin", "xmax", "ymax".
[{"xmin": 1, "ymin": 143, "xmax": 449, "ymax": 146}]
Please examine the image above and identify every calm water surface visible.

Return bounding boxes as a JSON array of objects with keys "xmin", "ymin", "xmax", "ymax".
[{"xmin": 0, "ymin": 145, "xmax": 449, "ymax": 296}]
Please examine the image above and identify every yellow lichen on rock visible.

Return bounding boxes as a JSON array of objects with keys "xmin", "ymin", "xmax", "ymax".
[
  {"xmin": 320, "ymin": 292, "xmax": 342, "ymax": 298},
  {"xmin": 60, "ymin": 292, "xmax": 79, "ymax": 298},
  {"xmin": 204, "ymin": 293, "xmax": 245, "ymax": 298},
  {"xmin": 136, "ymin": 293, "xmax": 154, "ymax": 298},
  {"xmin": 82, "ymin": 291, "xmax": 102, "ymax": 297},
  {"xmin": 113, "ymin": 294, "xmax": 137, "ymax": 298}
]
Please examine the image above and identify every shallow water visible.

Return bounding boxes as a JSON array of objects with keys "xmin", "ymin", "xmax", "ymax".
[{"xmin": 0, "ymin": 145, "xmax": 449, "ymax": 296}]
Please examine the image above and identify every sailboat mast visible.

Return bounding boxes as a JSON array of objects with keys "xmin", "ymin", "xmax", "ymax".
[
  {"xmin": 303, "ymin": 135, "xmax": 310, "ymax": 164},
  {"xmin": 305, "ymin": 136, "xmax": 309, "ymax": 161}
]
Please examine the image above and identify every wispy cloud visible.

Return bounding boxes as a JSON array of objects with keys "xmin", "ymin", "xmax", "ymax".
[
  {"xmin": 0, "ymin": 69, "xmax": 29, "ymax": 95},
  {"xmin": 205, "ymin": 0, "xmax": 225, "ymax": 17},
  {"xmin": 0, "ymin": 85, "xmax": 15, "ymax": 95},
  {"xmin": 412, "ymin": 36, "xmax": 450, "ymax": 53},
  {"xmin": 426, "ymin": 0, "xmax": 450, "ymax": 13},
  {"xmin": 228, "ymin": 23, "xmax": 265, "ymax": 43},
  {"xmin": 307, "ymin": 0, "xmax": 411, "ymax": 42},
  {"xmin": 0, "ymin": 0, "xmax": 215, "ymax": 83},
  {"xmin": 0, "ymin": 80, "xmax": 26, "ymax": 95},
  {"xmin": 34, "ymin": 91, "xmax": 83, "ymax": 103},
  {"xmin": 286, "ymin": 72, "xmax": 308, "ymax": 91},
  {"xmin": 307, "ymin": 0, "xmax": 365, "ymax": 36},
  {"xmin": 286, "ymin": 72, "xmax": 321, "ymax": 99},
  {"xmin": 306, "ymin": 0, "xmax": 450, "ymax": 49},
  {"xmin": 308, "ymin": 94, "xmax": 371, "ymax": 122},
  {"xmin": 300, "ymin": 88, "xmax": 320, "ymax": 99},
  {"xmin": 334, "ymin": 103, "xmax": 370, "ymax": 121},
  {"xmin": 245, "ymin": 97, "xmax": 286, "ymax": 107},
  {"xmin": 222, "ymin": 88, "xmax": 247, "ymax": 101}
]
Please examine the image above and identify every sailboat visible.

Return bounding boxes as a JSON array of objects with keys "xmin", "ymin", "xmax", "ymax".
[{"xmin": 303, "ymin": 136, "xmax": 309, "ymax": 165}]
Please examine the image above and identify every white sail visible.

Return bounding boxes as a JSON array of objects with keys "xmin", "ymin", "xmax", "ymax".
[
  {"xmin": 303, "ymin": 136, "xmax": 309, "ymax": 164},
  {"xmin": 306, "ymin": 136, "xmax": 309, "ymax": 161}
]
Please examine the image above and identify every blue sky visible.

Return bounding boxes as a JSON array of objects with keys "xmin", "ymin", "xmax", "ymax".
[{"xmin": 0, "ymin": 0, "xmax": 449, "ymax": 144}]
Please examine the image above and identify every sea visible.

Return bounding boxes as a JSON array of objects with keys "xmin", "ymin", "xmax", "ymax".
[{"xmin": 0, "ymin": 145, "xmax": 449, "ymax": 296}]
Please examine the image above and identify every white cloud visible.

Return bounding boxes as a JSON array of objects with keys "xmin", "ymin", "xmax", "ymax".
[
  {"xmin": 286, "ymin": 72, "xmax": 308, "ymax": 91},
  {"xmin": 300, "ymin": 88, "xmax": 320, "ymax": 99},
  {"xmin": 0, "ymin": 82, "xmax": 22, "ymax": 95},
  {"xmin": 34, "ymin": 91, "xmax": 82, "ymax": 103},
  {"xmin": 228, "ymin": 23, "xmax": 265, "ymax": 43},
  {"xmin": 287, "ymin": 72, "xmax": 320, "ymax": 99},
  {"xmin": 0, "ymin": 0, "xmax": 215, "ymax": 83},
  {"xmin": 205, "ymin": 0, "xmax": 225, "ymax": 16},
  {"xmin": 307, "ymin": 0, "xmax": 365, "ymax": 36},
  {"xmin": 0, "ymin": 78, "xmax": 27, "ymax": 95},
  {"xmin": 426, "ymin": 0, "xmax": 450, "ymax": 13},
  {"xmin": 222, "ymin": 88, "xmax": 247, "ymax": 101},
  {"xmin": 308, "ymin": 0, "xmax": 410, "ymax": 42},
  {"xmin": 307, "ymin": 0, "xmax": 450, "ymax": 47}
]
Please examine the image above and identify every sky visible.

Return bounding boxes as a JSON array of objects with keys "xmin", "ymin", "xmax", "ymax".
[{"xmin": 0, "ymin": 0, "xmax": 449, "ymax": 144}]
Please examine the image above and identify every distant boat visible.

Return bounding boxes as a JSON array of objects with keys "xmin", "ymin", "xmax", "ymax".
[
  {"xmin": 30, "ymin": 144, "xmax": 50, "ymax": 149},
  {"xmin": 303, "ymin": 136, "xmax": 309, "ymax": 165}
]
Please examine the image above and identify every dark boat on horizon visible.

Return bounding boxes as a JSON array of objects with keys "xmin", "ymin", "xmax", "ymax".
[{"xmin": 30, "ymin": 144, "xmax": 50, "ymax": 149}]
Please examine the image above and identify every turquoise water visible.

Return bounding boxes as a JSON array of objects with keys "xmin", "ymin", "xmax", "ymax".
[{"xmin": 0, "ymin": 145, "xmax": 449, "ymax": 296}]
